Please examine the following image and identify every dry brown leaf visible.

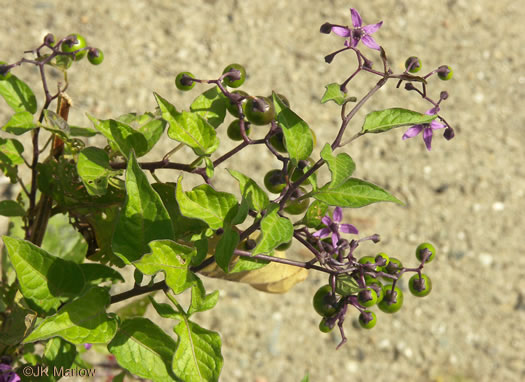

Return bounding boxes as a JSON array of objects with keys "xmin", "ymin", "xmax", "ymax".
[{"xmin": 198, "ymin": 233, "xmax": 308, "ymax": 293}]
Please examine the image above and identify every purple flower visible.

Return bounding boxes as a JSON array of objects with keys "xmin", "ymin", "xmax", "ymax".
[
  {"xmin": 0, "ymin": 364, "xmax": 20, "ymax": 382},
  {"xmin": 84, "ymin": 343, "xmax": 92, "ymax": 350},
  {"xmin": 331, "ymin": 8, "xmax": 383, "ymax": 50},
  {"xmin": 313, "ymin": 207, "xmax": 358, "ymax": 247},
  {"xmin": 402, "ymin": 108, "xmax": 446, "ymax": 151}
]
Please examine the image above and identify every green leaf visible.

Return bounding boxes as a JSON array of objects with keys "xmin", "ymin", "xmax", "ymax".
[
  {"xmin": 134, "ymin": 240, "xmax": 196, "ymax": 294},
  {"xmin": 112, "ymin": 152, "xmax": 174, "ymax": 264},
  {"xmin": 24, "ymin": 287, "xmax": 118, "ymax": 344},
  {"xmin": 3, "ymin": 236, "xmax": 85, "ymax": 315},
  {"xmin": 0, "ymin": 291, "xmax": 36, "ymax": 346},
  {"xmin": 302, "ymin": 200, "xmax": 329, "ymax": 228},
  {"xmin": 152, "ymin": 182, "xmax": 208, "ymax": 240},
  {"xmin": 313, "ymin": 178, "xmax": 403, "ymax": 208},
  {"xmin": 175, "ymin": 176, "xmax": 238, "ymax": 230},
  {"xmin": 108, "ymin": 317, "xmax": 178, "ymax": 382},
  {"xmin": 187, "ymin": 277, "xmax": 219, "ymax": 316},
  {"xmin": 41, "ymin": 213, "xmax": 88, "ymax": 263},
  {"xmin": 140, "ymin": 118, "xmax": 167, "ymax": 152},
  {"xmin": 0, "ymin": 137, "xmax": 24, "ymax": 182},
  {"xmin": 0, "ymin": 74, "xmax": 37, "ymax": 113},
  {"xmin": 2, "ymin": 110, "xmax": 35, "ymax": 135},
  {"xmin": 116, "ymin": 296, "xmax": 151, "ymax": 320},
  {"xmin": 173, "ymin": 319, "xmax": 223, "ymax": 382},
  {"xmin": 43, "ymin": 110, "xmax": 70, "ymax": 140},
  {"xmin": 42, "ymin": 337, "xmax": 77, "ymax": 382},
  {"xmin": 227, "ymin": 169, "xmax": 269, "ymax": 213},
  {"xmin": 228, "ymin": 256, "xmax": 269, "ymax": 273},
  {"xmin": 361, "ymin": 107, "xmax": 437, "ymax": 134},
  {"xmin": 321, "ymin": 83, "xmax": 347, "ymax": 105},
  {"xmin": 320, "ymin": 143, "xmax": 356, "ymax": 188},
  {"xmin": 214, "ymin": 226, "xmax": 240, "ymax": 273},
  {"xmin": 149, "ymin": 296, "xmax": 183, "ymax": 320},
  {"xmin": 335, "ymin": 274, "xmax": 361, "ymax": 296},
  {"xmin": 155, "ymin": 93, "xmax": 219, "ymax": 156},
  {"xmin": 190, "ymin": 86, "xmax": 227, "ymax": 128},
  {"xmin": 79, "ymin": 263, "xmax": 124, "ymax": 285},
  {"xmin": 301, "ymin": 373, "xmax": 310, "ymax": 382},
  {"xmin": 253, "ymin": 203, "xmax": 294, "ymax": 255},
  {"xmin": 272, "ymin": 92, "xmax": 313, "ymax": 162},
  {"xmin": 109, "ymin": 119, "xmax": 149, "ymax": 158},
  {"xmin": 77, "ymin": 147, "xmax": 110, "ymax": 196},
  {"xmin": 204, "ymin": 156, "xmax": 214, "ymax": 178},
  {"xmin": 0, "ymin": 200, "xmax": 25, "ymax": 217},
  {"xmin": 69, "ymin": 125, "xmax": 99, "ymax": 137}
]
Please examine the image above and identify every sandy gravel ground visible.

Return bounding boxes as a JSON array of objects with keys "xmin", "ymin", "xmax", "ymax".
[{"xmin": 1, "ymin": 0, "xmax": 524, "ymax": 381}]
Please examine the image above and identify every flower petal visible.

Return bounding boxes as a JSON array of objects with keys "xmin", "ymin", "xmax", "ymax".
[
  {"xmin": 430, "ymin": 120, "xmax": 446, "ymax": 130},
  {"xmin": 340, "ymin": 224, "xmax": 359, "ymax": 234},
  {"xmin": 313, "ymin": 228, "xmax": 331, "ymax": 238},
  {"xmin": 350, "ymin": 30, "xmax": 360, "ymax": 48},
  {"xmin": 362, "ymin": 21, "xmax": 383, "ymax": 34},
  {"xmin": 331, "ymin": 232, "xmax": 340, "ymax": 248},
  {"xmin": 333, "ymin": 207, "xmax": 343, "ymax": 223},
  {"xmin": 321, "ymin": 216, "xmax": 332, "ymax": 226},
  {"xmin": 402, "ymin": 125, "xmax": 423, "ymax": 140},
  {"xmin": 361, "ymin": 35, "xmax": 381, "ymax": 50},
  {"xmin": 350, "ymin": 8, "xmax": 363, "ymax": 28},
  {"xmin": 422, "ymin": 127, "xmax": 433, "ymax": 151},
  {"xmin": 331, "ymin": 26, "xmax": 351, "ymax": 37}
]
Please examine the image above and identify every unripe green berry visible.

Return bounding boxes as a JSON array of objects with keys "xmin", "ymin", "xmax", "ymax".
[
  {"xmin": 358, "ymin": 287, "xmax": 378, "ymax": 308},
  {"xmin": 222, "ymin": 63, "xmax": 246, "ymax": 88},
  {"xmin": 225, "ymin": 90, "xmax": 248, "ymax": 117},
  {"xmin": 226, "ymin": 119, "xmax": 251, "ymax": 141},
  {"xmin": 263, "ymin": 169, "xmax": 286, "ymax": 194},
  {"xmin": 269, "ymin": 131, "xmax": 287, "ymax": 153},
  {"xmin": 408, "ymin": 273, "xmax": 432, "ymax": 297},
  {"xmin": 312, "ymin": 284, "xmax": 338, "ymax": 317},
  {"xmin": 319, "ymin": 317, "xmax": 334, "ymax": 333},
  {"xmin": 437, "ymin": 65, "xmax": 453, "ymax": 80},
  {"xmin": 415, "ymin": 242, "xmax": 436, "ymax": 263},
  {"xmin": 87, "ymin": 48, "xmax": 104, "ymax": 65},
  {"xmin": 358, "ymin": 310, "xmax": 377, "ymax": 329},
  {"xmin": 405, "ymin": 56, "xmax": 422, "ymax": 73},
  {"xmin": 284, "ymin": 187, "xmax": 310, "ymax": 215},
  {"xmin": 0, "ymin": 61, "xmax": 12, "ymax": 80},
  {"xmin": 378, "ymin": 285, "xmax": 404, "ymax": 313},
  {"xmin": 175, "ymin": 72, "xmax": 196, "ymax": 91},
  {"xmin": 244, "ymin": 96, "xmax": 275, "ymax": 126},
  {"xmin": 61, "ymin": 33, "xmax": 88, "ymax": 60}
]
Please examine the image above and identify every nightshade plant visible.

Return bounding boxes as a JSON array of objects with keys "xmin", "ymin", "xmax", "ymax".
[{"xmin": 0, "ymin": 7, "xmax": 454, "ymax": 382}]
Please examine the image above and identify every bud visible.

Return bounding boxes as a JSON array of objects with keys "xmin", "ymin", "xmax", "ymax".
[
  {"xmin": 440, "ymin": 90, "xmax": 449, "ymax": 100},
  {"xmin": 320, "ymin": 22, "xmax": 333, "ymax": 34}
]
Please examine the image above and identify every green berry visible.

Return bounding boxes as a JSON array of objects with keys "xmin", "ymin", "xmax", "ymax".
[
  {"xmin": 284, "ymin": 187, "xmax": 310, "ymax": 215},
  {"xmin": 415, "ymin": 242, "xmax": 436, "ymax": 263},
  {"xmin": 408, "ymin": 273, "xmax": 432, "ymax": 297},
  {"xmin": 312, "ymin": 284, "xmax": 338, "ymax": 317},
  {"xmin": 225, "ymin": 90, "xmax": 249, "ymax": 117},
  {"xmin": 405, "ymin": 56, "xmax": 422, "ymax": 73},
  {"xmin": 226, "ymin": 119, "xmax": 251, "ymax": 141},
  {"xmin": 61, "ymin": 33, "xmax": 88, "ymax": 60},
  {"xmin": 222, "ymin": 63, "xmax": 246, "ymax": 88},
  {"xmin": 87, "ymin": 48, "xmax": 104, "ymax": 65},
  {"xmin": 358, "ymin": 310, "xmax": 377, "ymax": 329},
  {"xmin": 318, "ymin": 317, "xmax": 334, "ymax": 333},
  {"xmin": 437, "ymin": 65, "xmax": 453, "ymax": 80},
  {"xmin": 263, "ymin": 169, "xmax": 286, "ymax": 194},
  {"xmin": 378, "ymin": 285, "xmax": 404, "ymax": 313},
  {"xmin": 175, "ymin": 72, "xmax": 196, "ymax": 91},
  {"xmin": 384, "ymin": 257, "xmax": 403, "ymax": 276},
  {"xmin": 357, "ymin": 287, "xmax": 378, "ymax": 308},
  {"xmin": 367, "ymin": 280, "xmax": 384, "ymax": 303},
  {"xmin": 244, "ymin": 96, "xmax": 275, "ymax": 126},
  {"xmin": 0, "ymin": 61, "xmax": 11, "ymax": 80},
  {"xmin": 375, "ymin": 252, "xmax": 389, "ymax": 268},
  {"xmin": 358, "ymin": 256, "xmax": 378, "ymax": 270},
  {"xmin": 269, "ymin": 131, "xmax": 287, "ymax": 153}
]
